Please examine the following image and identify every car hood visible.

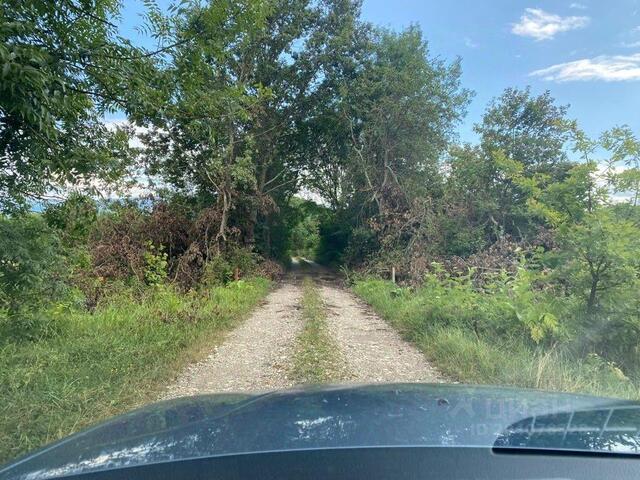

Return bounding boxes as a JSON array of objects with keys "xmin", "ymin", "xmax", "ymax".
[{"xmin": 2, "ymin": 383, "xmax": 640, "ymax": 479}]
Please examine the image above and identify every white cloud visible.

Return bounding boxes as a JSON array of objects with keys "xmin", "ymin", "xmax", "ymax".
[
  {"xmin": 511, "ymin": 8, "xmax": 589, "ymax": 41},
  {"xmin": 595, "ymin": 164, "xmax": 635, "ymax": 204},
  {"xmin": 569, "ymin": 2, "xmax": 588, "ymax": 9},
  {"xmin": 104, "ymin": 119, "xmax": 147, "ymax": 149},
  {"xmin": 464, "ymin": 37, "xmax": 478, "ymax": 49},
  {"xmin": 530, "ymin": 53, "xmax": 640, "ymax": 82},
  {"xmin": 621, "ymin": 26, "xmax": 640, "ymax": 47}
]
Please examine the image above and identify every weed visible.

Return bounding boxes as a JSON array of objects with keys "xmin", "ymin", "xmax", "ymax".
[{"xmin": 354, "ymin": 278, "xmax": 640, "ymax": 400}]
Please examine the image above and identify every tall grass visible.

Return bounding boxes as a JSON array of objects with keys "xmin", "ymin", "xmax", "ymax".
[
  {"xmin": 353, "ymin": 278, "xmax": 640, "ymax": 400},
  {"xmin": 0, "ymin": 278, "xmax": 270, "ymax": 464}
]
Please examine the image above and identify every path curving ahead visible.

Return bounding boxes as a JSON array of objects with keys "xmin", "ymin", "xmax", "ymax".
[{"xmin": 162, "ymin": 260, "xmax": 444, "ymax": 398}]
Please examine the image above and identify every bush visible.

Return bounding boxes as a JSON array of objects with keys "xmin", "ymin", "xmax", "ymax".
[
  {"xmin": 0, "ymin": 214, "xmax": 74, "ymax": 340},
  {"xmin": 354, "ymin": 264, "xmax": 564, "ymax": 347},
  {"xmin": 90, "ymin": 206, "xmax": 148, "ymax": 282},
  {"xmin": 255, "ymin": 258, "xmax": 285, "ymax": 281},
  {"xmin": 343, "ymin": 226, "xmax": 380, "ymax": 266},
  {"xmin": 43, "ymin": 194, "xmax": 98, "ymax": 246},
  {"xmin": 200, "ymin": 247, "xmax": 277, "ymax": 287},
  {"xmin": 201, "ymin": 255, "xmax": 233, "ymax": 286},
  {"xmin": 143, "ymin": 242, "xmax": 168, "ymax": 286}
]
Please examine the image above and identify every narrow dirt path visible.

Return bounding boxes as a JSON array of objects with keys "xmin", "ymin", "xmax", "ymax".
[
  {"xmin": 163, "ymin": 259, "xmax": 444, "ymax": 399},
  {"xmin": 163, "ymin": 283, "xmax": 303, "ymax": 399},
  {"xmin": 320, "ymin": 284, "xmax": 444, "ymax": 384}
]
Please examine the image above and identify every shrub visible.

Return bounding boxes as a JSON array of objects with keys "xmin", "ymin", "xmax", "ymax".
[
  {"xmin": 200, "ymin": 247, "xmax": 266, "ymax": 287},
  {"xmin": 343, "ymin": 226, "xmax": 380, "ymax": 266},
  {"xmin": 90, "ymin": 206, "xmax": 147, "ymax": 282},
  {"xmin": 201, "ymin": 255, "xmax": 233, "ymax": 286},
  {"xmin": 143, "ymin": 242, "xmax": 168, "ymax": 286},
  {"xmin": 0, "ymin": 215, "xmax": 73, "ymax": 340},
  {"xmin": 43, "ymin": 194, "xmax": 98, "ymax": 246}
]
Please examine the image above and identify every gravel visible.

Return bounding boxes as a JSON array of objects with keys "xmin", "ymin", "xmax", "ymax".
[
  {"xmin": 162, "ymin": 263, "xmax": 444, "ymax": 400},
  {"xmin": 162, "ymin": 282, "xmax": 304, "ymax": 399},
  {"xmin": 320, "ymin": 284, "xmax": 444, "ymax": 384}
]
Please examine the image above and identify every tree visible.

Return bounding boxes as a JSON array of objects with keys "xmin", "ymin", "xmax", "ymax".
[
  {"xmin": 554, "ymin": 208, "xmax": 640, "ymax": 352},
  {"xmin": 0, "ymin": 214, "xmax": 69, "ymax": 339},
  {"xmin": 299, "ymin": 23, "xmax": 470, "ymax": 267},
  {"xmin": 466, "ymin": 87, "xmax": 576, "ymax": 239},
  {"xmin": 140, "ymin": 0, "xmax": 331, "ymax": 254},
  {"xmin": 297, "ymin": 0, "xmax": 369, "ymax": 211},
  {"xmin": 495, "ymin": 153, "xmax": 603, "ymax": 228},
  {"xmin": 442, "ymin": 144, "xmax": 499, "ymax": 254},
  {"xmin": 0, "ymin": 0, "xmax": 147, "ymax": 210},
  {"xmin": 476, "ymin": 87, "xmax": 573, "ymax": 176},
  {"xmin": 601, "ymin": 126, "xmax": 640, "ymax": 207},
  {"xmin": 341, "ymin": 26, "xmax": 469, "ymax": 217}
]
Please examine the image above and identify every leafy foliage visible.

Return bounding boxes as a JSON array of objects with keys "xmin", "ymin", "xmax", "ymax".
[
  {"xmin": 0, "ymin": 214, "xmax": 71, "ymax": 340},
  {"xmin": 0, "ymin": 278, "xmax": 269, "ymax": 463},
  {"xmin": 1, "ymin": 0, "xmax": 639, "ymax": 462},
  {"xmin": 0, "ymin": 0, "xmax": 147, "ymax": 209},
  {"xmin": 354, "ymin": 278, "xmax": 638, "ymax": 399}
]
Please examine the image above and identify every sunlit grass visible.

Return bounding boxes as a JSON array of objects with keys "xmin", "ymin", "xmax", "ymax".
[
  {"xmin": 0, "ymin": 278, "xmax": 270, "ymax": 464},
  {"xmin": 291, "ymin": 278, "xmax": 349, "ymax": 384},
  {"xmin": 354, "ymin": 278, "xmax": 640, "ymax": 400}
]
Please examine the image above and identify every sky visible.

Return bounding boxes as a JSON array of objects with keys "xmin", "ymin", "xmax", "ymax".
[
  {"xmin": 114, "ymin": 0, "xmax": 640, "ymax": 144},
  {"xmin": 360, "ymin": 0, "xmax": 640, "ymax": 143}
]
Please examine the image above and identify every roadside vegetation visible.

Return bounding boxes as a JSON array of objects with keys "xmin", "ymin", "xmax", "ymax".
[
  {"xmin": 0, "ymin": 278, "xmax": 269, "ymax": 464},
  {"xmin": 345, "ymin": 92, "xmax": 640, "ymax": 400},
  {"xmin": 0, "ymin": 197, "xmax": 278, "ymax": 463},
  {"xmin": 1, "ymin": 0, "xmax": 639, "ymax": 464},
  {"xmin": 355, "ymin": 278, "xmax": 639, "ymax": 399},
  {"xmin": 291, "ymin": 278, "xmax": 348, "ymax": 384}
]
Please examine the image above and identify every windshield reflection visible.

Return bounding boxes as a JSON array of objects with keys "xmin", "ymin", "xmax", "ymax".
[{"xmin": 495, "ymin": 405, "xmax": 640, "ymax": 453}]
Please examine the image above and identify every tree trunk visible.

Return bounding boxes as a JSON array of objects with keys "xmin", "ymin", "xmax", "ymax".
[
  {"xmin": 216, "ymin": 189, "xmax": 230, "ymax": 255},
  {"xmin": 587, "ymin": 276, "xmax": 599, "ymax": 315},
  {"xmin": 215, "ymin": 122, "xmax": 236, "ymax": 254},
  {"xmin": 245, "ymin": 209, "xmax": 257, "ymax": 246},
  {"xmin": 246, "ymin": 163, "xmax": 268, "ymax": 247}
]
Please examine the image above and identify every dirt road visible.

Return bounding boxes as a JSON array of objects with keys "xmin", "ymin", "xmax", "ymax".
[{"xmin": 163, "ymin": 260, "xmax": 443, "ymax": 398}]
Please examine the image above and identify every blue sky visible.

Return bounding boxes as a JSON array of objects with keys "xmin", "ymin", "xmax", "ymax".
[
  {"xmin": 115, "ymin": 0, "xmax": 640, "ymax": 144},
  {"xmin": 360, "ymin": 0, "xmax": 640, "ymax": 143}
]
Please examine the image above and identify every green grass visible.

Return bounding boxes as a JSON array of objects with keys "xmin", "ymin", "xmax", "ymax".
[
  {"xmin": 0, "ymin": 278, "xmax": 270, "ymax": 464},
  {"xmin": 290, "ymin": 278, "xmax": 349, "ymax": 383},
  {"xmin": 353, "ymin": 278, "xmax": 640, "ymax": 400}
]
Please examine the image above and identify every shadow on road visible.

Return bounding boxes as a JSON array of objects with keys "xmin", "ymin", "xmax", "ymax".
[{"xmin": 287, "ymin": 257, "xmax": 341, "ymax": 286}]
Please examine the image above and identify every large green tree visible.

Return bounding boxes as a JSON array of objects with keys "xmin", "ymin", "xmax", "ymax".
[
  {"xmin": 476, "ymin": 87, "xmax": 573, "ymax": 176},
  {"xmin": 445, "ymin": 87, "xmax": 576, "ymax": 243},
  {"xmin": 341, "ymin": 26, "xmax": 469, "ymax": 217},
  {"xmin": 140, "ymin": 0, "xmax": 335, "ymax": 255},
  {"xmin": 0, "ymin": 0, "xmax": 150, "ymax": 210}
]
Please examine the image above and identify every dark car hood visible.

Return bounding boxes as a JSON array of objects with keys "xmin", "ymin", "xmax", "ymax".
[{"xmin": 2, "ymin": 383, "xmax": 640, "ymax": 479}]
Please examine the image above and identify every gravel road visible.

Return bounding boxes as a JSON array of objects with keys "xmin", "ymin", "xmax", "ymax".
[
  {"xmin": 163, "ymin": 282, "xmax": 304, "ymax": 399},
  {"xmin": 321, "ymin": 284, "xmax": 443, "ymax": 384},
  {"xmin": 163, "ymin": 261, "xmax": 443, "ymax": 398}
]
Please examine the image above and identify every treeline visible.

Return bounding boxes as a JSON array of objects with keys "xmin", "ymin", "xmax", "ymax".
[
  {"xmin": 0, "ymin": 0, "xmax": 466, "ymax": 335},
  {"xmin": 1, "ymin": 1, "xmax": 640, "ymax": 382}
]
